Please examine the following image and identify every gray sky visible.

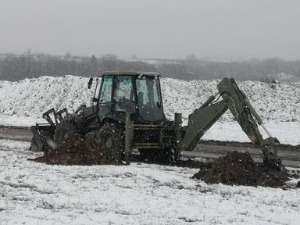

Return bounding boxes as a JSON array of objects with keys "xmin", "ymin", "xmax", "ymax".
[{"xmin": 0, "ymin": 0, "xmax": 300, "ymax": 60}]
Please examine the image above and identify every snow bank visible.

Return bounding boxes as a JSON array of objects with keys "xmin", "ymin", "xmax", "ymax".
[
  {"xmin": 0, "ymin": 76, "xmax": 93, "ymax": 119},
  {"xmin": 162, "ymin": 78, "xmax": 300, "ymax": 123},
  {"xmin": 1, "ymin": 76, "xmax": 299, "ymax": 124}
]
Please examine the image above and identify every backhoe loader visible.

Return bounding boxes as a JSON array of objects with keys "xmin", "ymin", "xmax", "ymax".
[{"xmin": 30, "ymin": 71, "xmax": 282, "ymax": 170}]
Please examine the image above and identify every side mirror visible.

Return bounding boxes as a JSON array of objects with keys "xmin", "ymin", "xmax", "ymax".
[{"xmin": 88, "ymin": 78, "xmax": 93, "ymax": 89}]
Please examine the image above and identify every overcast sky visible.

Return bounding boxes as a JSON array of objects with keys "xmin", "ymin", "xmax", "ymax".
[{"xmin": 0, "ymin": 0, "xmax": 300, "ymax": 60}]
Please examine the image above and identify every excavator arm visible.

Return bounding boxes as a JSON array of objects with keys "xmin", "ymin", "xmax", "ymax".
[{"xmin": 180, "ymin": 78, "xmax": 282, "ymax": 169}]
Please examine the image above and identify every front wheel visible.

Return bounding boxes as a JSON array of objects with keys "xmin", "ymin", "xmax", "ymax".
[{"xmin": 96, "ymin": 123, "xmax": 124, "ymax": 164}]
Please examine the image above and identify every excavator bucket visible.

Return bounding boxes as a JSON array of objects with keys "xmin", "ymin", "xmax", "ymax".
[
  {"xmin": 30, "ymin": 124, "xmax": 56, "ymax": 152},
  {"xmin": 30, "ymin": 108, "xmax": 68, "ymax": 151}
]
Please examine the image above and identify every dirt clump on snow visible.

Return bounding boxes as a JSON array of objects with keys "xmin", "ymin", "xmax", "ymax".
[
  {"xmin": 31, "ymin": 136, "xmax": 115, "ymax": 165},
  {"xmin": 192, "ymin": 151, "xmax": 289, "ymax": 188}
]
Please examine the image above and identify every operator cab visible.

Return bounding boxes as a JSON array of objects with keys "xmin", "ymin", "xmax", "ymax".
[{"xmin": 95, "ymin": 72, "xmax": 165, "ymax": 123}]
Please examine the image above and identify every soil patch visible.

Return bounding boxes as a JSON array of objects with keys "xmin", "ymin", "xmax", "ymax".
[
  {"xmin": 192, "ymin": 151, "xmax": 289, "ymax": 188},
  {"xmin": 30, "ymin": 139, "xmax": 291, "ymax": 188},
  {"xmin": 31, "ymin": 136, "xmax": 115, "ymax": 165}
]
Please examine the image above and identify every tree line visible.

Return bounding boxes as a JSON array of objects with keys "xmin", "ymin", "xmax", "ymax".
[{"xmin": 0, "ymin": 52, "xmax": 300, "ymax": 82}]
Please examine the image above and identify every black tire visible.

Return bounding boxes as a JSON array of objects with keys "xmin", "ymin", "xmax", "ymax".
[
  {"xmin": 54, "ymin": 120, "xmax": 80, "ymax": 144},
  {"xmin": 96, "ymin": 123, "xmax": 124, "ymax": 164}
]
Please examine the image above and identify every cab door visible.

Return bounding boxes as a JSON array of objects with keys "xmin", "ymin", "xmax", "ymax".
[{"xmin": 98, "ymin": 76, "xmax": 113, "ymax": 120}]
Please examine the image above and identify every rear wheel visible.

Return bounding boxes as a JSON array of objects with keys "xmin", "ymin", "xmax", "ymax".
[{"xmin": 96, "ymin": 123, "xmax": 124, "ymax": 164}]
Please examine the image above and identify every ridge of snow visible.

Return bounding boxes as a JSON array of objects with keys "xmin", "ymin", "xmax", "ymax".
[{"xmin": 0, "ymin": 75, "xmax": 299, "ymax": 124}]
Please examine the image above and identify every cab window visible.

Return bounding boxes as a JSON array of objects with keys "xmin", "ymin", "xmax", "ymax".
[
  {"xmin": 114, "ymin": 76, "xmax": 135, "ymax": 112},
  {"xmin": 99, "ymin": 76, "xmax": 113, "ymax": 103}
]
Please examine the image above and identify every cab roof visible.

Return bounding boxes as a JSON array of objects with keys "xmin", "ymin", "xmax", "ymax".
[{"xmin": 101, "ymin": 71, "xmax": 160, "ymax": 77}]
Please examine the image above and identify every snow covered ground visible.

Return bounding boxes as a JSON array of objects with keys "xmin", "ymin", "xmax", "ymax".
[
  {"xmin": 0, "ymin": 76, "xmax": 300, "ymax": 224},
  {"xmin": 0, "ymin": 140, "xmax": 299, "ymax": 225}
]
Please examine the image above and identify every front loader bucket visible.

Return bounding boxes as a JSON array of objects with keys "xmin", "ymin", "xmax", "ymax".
[{"xmin": 30, "ymin": 124, "xmax": 56, "ymax": 152}]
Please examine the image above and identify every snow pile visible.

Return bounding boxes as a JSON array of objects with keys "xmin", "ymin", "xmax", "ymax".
[
  {"xmin": 0, "ymin": 75, "xmax": 93, "ymax": 118},
  {"xmin": 162, "ymin": 78, "xmax": 300, "ymax": 123},
  {"xmin": 0, "ymin": 75, "xmax": 299, "ymax": 124}
]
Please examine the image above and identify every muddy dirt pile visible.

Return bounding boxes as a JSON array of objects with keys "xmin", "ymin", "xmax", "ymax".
[
  {"xmin": 192, "ymin": 151, "xmax": 289, "ymax": 187},
  {"xmin": 32, "ymin": 136, "xmax": 115, "ymax": 165}
]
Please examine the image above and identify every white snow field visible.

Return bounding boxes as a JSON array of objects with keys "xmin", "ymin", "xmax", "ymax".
[
  {"xmin": 0, "ymin": 140, "xmax": 299, "ymax": 225},
  {"xmin": 0, "ymin": 76, "xmax": 300, "ymax": 224}
]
